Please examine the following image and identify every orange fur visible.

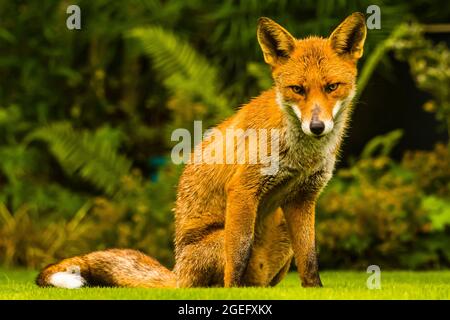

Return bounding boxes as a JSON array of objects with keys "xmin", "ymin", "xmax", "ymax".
[{"xmin": 37, "ymin": 13, "xmax": 366, "ymax": 289}]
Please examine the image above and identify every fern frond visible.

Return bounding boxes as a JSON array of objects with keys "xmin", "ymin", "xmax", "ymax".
[
  {"xmin": 127, "ymin": 26, "xmax": 232, "ymax": 121},
  {"xmin": 26, "ymin": 123, "xmax": 132, "ymax": 196}
]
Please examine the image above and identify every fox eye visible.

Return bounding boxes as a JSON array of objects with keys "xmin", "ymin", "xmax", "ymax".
[
  {"xmin": 290, "ymin": 85, "xmax": 305, "ymax": 95},
  {"xmin": 325, "ymin": 83, "xmax": 339, "ymax": 93}
]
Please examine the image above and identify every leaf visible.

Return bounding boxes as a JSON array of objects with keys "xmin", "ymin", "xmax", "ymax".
[
  {"xmin": 126, "ymin": 26, "xmax": 232, "ymax": 123},
  {"xmin": 357, "ymin": 23, "xmax": 410, "ymax": 100},
  {"xmin": 361, "ymin": 129, "xmax": 404, "ymax": 159},
  {"xmin": 422, "ymin": 196, "xmax": 450, "ymax": 231},
  {"xmin": 25, "ymin": 122, "xmax": 132, "ymax": 196}
]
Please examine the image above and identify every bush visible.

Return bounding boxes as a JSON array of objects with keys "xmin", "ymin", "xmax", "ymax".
[{"xmin": 317, "ymin": 140, "xmax": 450, "ymax": 269}]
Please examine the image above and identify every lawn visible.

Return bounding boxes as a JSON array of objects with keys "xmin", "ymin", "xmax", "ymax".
[{"xmin": 1, "ymin": 269, "xmax": 449, "ymax": 300}]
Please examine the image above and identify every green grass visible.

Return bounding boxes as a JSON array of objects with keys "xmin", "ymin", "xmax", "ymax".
[{"xmin": 1, "ymin": 269, "xmax": 449, "ymax": 300}]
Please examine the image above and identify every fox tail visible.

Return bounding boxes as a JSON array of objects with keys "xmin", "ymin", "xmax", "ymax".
[{"xmin": 35, "ymin": 249, "xmax": 176, "ymax": 289}]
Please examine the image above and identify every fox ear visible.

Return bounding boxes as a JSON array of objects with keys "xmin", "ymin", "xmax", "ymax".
[
  {"xmin": 257, "ymin": 17, "xmax": 296, "ymax": 67},
  {"xmin": 329, "ymin": 12, "xmax": 367, "ymax": 60}
]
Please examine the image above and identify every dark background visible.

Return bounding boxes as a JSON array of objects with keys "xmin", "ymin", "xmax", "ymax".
[{"xmin": 0, "ymin": 0, "xmax": 449, "ymax": 270}]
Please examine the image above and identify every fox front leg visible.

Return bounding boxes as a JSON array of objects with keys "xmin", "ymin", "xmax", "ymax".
[
  {"xmin": 283, "ymin": 197, "xmax": 323, "ymax": 287},
  {"xmin": 224, "ymin": 186, "xmax": 258, "ymax": 287}
]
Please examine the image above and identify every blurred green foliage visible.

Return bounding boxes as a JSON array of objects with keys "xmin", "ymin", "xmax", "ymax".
[
  {"xmin": 392, "ymin": 22, "xmax": 450, "ymax": 138},
  {"xmin": 318, "ymin": 140, "xmax": 450, "ymax": 269},
  {"xmin": 0, "ymin": 1, "xmax": 449, "ymax": 270}
]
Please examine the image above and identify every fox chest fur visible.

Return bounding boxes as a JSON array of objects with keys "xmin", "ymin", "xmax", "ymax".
[{"xmin": 254, "ymin": 103, "xmax": 345, "ymax": 218}]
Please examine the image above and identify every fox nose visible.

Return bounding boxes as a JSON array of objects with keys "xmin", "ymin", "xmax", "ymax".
[{"xmin": 310, "ymin": 120, "xmax": 325, "ymax": 135}]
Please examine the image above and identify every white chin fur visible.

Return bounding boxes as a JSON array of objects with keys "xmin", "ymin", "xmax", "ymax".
[
  {"xmin": 291, "ymin": 104, "xmax": 302, "ymax": 120},
  {"xmin": 301, "ymin": 121, "xmax": 312, "ymax": 135},
  {"xmin": 323, "ymin": 120, "xmax": 334, "ymax": 135},
  {"xmin": 332, "ymin": 101, "xmax": 343, "ymax": 118},
  {"xmin": 49, "ymin": 271, "xmax": 85, "ymax": 289}
]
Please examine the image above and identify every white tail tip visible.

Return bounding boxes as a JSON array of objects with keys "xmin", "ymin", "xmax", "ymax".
[{"xmin": 49, "ymin": 271, "xmax": 85, "ymax": 289}]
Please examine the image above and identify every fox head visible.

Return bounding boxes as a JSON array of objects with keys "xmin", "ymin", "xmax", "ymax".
[{"xmin": 257, "ymin": 13, "xmax": 367, "ymax": 137}]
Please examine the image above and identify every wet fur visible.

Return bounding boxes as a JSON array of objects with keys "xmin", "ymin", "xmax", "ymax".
[{"xmin": 37, "ymin": 13, "xmax": 366, "ymax": 289}]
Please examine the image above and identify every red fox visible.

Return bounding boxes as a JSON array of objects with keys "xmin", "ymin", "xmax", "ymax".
[{"xmin": 36, "ymin": 12, "xmax": 367, "ymax": 289}]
